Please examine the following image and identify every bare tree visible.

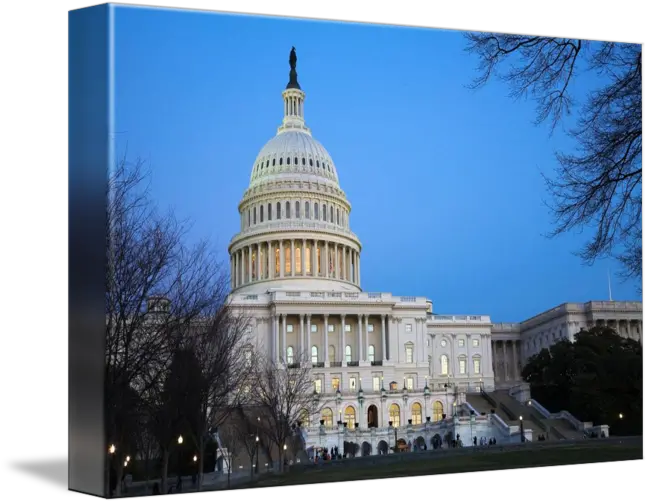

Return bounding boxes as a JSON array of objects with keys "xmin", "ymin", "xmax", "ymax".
[
  {"xmin": 248, "ymin": 350, "xmax": 324, "ymax": 472},
  {"xmin": 186, "ymin": 305, "xmax": 253, "ymax": 491},
  {"xmin": 465, "ymin": 34, "xmax": 642, "ymax": 285},
  {"xmin": 105, "ymin": 155, "xmax": 235, "ymax": 495}
]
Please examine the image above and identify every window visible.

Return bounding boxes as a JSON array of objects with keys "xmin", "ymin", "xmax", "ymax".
[
  {"xmin": 411, "ymin": 402, "xmax": 422, "ymax": 425},
  {"xmin": 458, "ymin": 339, "xmax": 465, "ymax": 347},
  {"xmin": 440, "ymin": 355, "xmax": 449, "ymax": 375},
  {"xmin": 368, "ymin": 324, "xmax": 374, "ymax": 332},
  {"xmin": 345, "ymin": 324, "xmax": 351, "ymax": 332},
  {"xmin": 406, "ymin": 376, "xmax": 414, "ymax": 390},
  {"xmin": 253, "ymin": 207, "xmax": 257, "ymax": 224},
  {"xmin": 389, "ymin": 381, "xmax": 398, "ymax": 391},
  {"xmin": 322, "ymin": 204, "xmax": 327, "ymax": 221},
  {"xmin": 316, "ymin": 160, "xmax": 320, "ymax": 167},
  {"xmin": 295, "ymin": 201, "xmax": 300, "ymax": 218},
  {"xmin": 286, "ymin": 157, "xmax": 290, "ymax": 165},
  {"xmin": 405, "ymin": 343, "xmax": 414, "ymax": 363},
  {"xmin": 279, "ymin": 157, "xmax": 283, "ymax": 165},
  {"xmin": 345, "ymin": 345, "xmax": 352, "ymax": 362},
  {"xmin": 432, "ymin": 401, "xmax": 444, "ymax": 422},
  {"xmin": 286, "ymin": 201, "xmax": 290, "ymax": 219},
  {"xmin": 372, "ymin": 376, "xmax": 380, "ymax": 391},
  {"xmin": 311, "ymin": 324, "xmax": 318, "ymax": 333},
  {"xmin": 405, "ymin": 324, "xmax": 413, "ymax": 333},
  {"xmin": 368, "ymin": 345, "xmax": 375, "ymax": 362},
  {"xmin": 344, "ymin": 406, "xmax": 356, "ymax": 429},
  {"xmin": 459, "ymin": 357, "xmax": 466, "ymax": 374},
  {"xmin": 473, "ymin": 338, "xmax": 480, "ymax": 347},
  {"xmin": 315, "ymin": 378, "xmax": 322, "ymax": 394},
  {"xmin": 314, "ymin": 203, "xmax": 319, "ymax": 219},
  {"xmin": 278, "ymin": 202, "xmax": 283, "ymax": 220},
  {"xmin": 295, "ymin": 247, "xmax": 301, "ymax": 273},
  {"xmin": 285, "ymin": 247, "xmax": 291, "ymax": 274},
  {"xmin": 305, "ymin": 246, "xmax": 311, "ymax": 273},
  {"xmin": 389, "ymin": 404, "xmax": 401, "ymax": 428},
  {"xmin": 309, "ymin": 158, "xmax": 313, "ymax": 166},
  {"xmin": 332, "ymin": 377, "xmax": 340, "ymax": 391},
  {"xmin": 328, "ymin": 324, "xmax": 335, "ymax": 332},
  {"xmin": 272, "ymin": 158, "xmax": 276, "ymax": 166},
  {"xmin": 336, "ymin": 208, "xmax": 340, "ymax": 224},
  {"xmin": 302, "ymin": 157, "xmax": 305, "ymax": 165},
  {"xmin": 349, "ymin": 377, "xmax": 357, "ymax": 390},
  {"xmin": 305, "ymin": 201, "xmax": 310, "ymax": 219},
  {"xmin": 287, "ymin": 324, "xmax": 294, "ymax": 333},
  {"xmin": 268, "ymin": 203, "xmax": 272, "ymax": 221},
  {"xmin": 294, "ymin": 157, "xmax": 298, "ymax": 165},
  {"xmin": 287, "ymin": 346, "xmax": 294, "ymax": 364},
  {"xmin": 247, "ymin": 210, "xmax": 250, "ymax": 227},
  {"xmin": 311, "ymin": 346, "xmax": 318, "ymax": 364},
  {"xmin": 275, "ymin": 248, "xmax": 280, "ymax": 275},
  {"xmin": 330, "ymin": 207, "xmax": 334, "ymax": 223},
  {"xmin": 321, "ymin": 407, "xmax": 332, "ymax": 427},
  {"xmin": 473, "ymin": 358, "xmax": 481, "ymax": 374},
  {"xmin": 260, "ymin": 205, "xmax": 264, "ymax": 222}
]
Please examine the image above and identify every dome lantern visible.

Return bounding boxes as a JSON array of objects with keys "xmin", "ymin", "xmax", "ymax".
[{"xmin": 278, "ymin": 47, "xmax": 309, "ymax": 135}]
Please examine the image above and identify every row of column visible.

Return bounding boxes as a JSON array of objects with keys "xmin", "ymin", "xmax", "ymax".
[
  {"xmin": 492, "ymin": 340, "xmax": 521, "ymax": 382},
  {"xmin": 270, "ymin": 313, "xmax": 389, "ymax": 364},
  {"xmin": 231, "ymin": 239, "xmax": 360, "ymax": 288}
]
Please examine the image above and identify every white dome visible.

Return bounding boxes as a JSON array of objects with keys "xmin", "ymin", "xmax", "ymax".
[{"xmin": 249, "ymin": 130, "xmax": 339, "ymax": 187}]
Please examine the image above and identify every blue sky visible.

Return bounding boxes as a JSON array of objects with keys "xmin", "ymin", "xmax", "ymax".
[{"xmin": 113, "ymin": 5, "xmax": 641, "ymax": 322}]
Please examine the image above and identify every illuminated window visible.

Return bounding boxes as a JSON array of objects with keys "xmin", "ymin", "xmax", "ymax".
[
  {"xmin": 405, "ymin": 324, "xmax": 413, "ymax": 333},
  {"xmin": 311, "ymin": 324, "xmax": 318, "ymax": 333},
  {"xmin": 305, "ymin": 246, "xmax": 311, "ymax": 273},
  {"xmin": 473, "ymin": 338, "xmax": 480, "ymax": 347},
  {"xmin": 344, "ymin": 406, "xmax": 356, "ymax": 429},
  {"xmin": 321, "ymin": 407, "xmax": 332, "ymax": 427},
  {"xmin": 287, "ymin": 346, "xmax": 294, "ymax": 364},
  {"xmin": 459, "ymin": 356, "xmax": 466, "ymax": 374},
  {"xmin": 406, "ymin": 376, "xmax": 414, "ymax": 390},
  {"xmin": 411, "ymin": 402, "xmax": 422, "ymax": 425},
  {"xmin": 389, "ymin": 404, "xmax": 401, "ymax": 428},
  {"xmin": 345, "ymin": 345, "xmax": 352, "ymax": 362},
  {"xmin": 285, "ymin": 247, "xmax": 291, "ymax": 274},
  {"xmin": 368, "ymin": 345, "xmax": 375, "ymax": 362},
  {"xmin": 458, "ymin": 339, "xmax": 465, "ymax": 347},
  {"xmin": 372, "ymin": 376, "xmax": 380, "ymax": 391},
  {"xmin": 295, "ymin": 247, "xmax": 302, "ymax": 273},
  {"xmin": 473, "ymin": 357, "xmax": 481, "ymax": 374},
  {"xmin": 440, "ymin": 355, "xmax": 449, "ymax": 375},
  {"xmin": 316, "ymin": 247, "xmax": 321, "ymax": 274},
  {"xmin": 368, "ymin": 324, "xmax": 374, "ymax": 333},
  {"xmin": 287, "ymin": 324, "xmax": 293, "ymax": 333},
  {"xmin": 390, "ymin": 382, "xmax": 398, "ymax": 391},
  {"xmin": 432, "ymin": 401, "xmax": 444, "ymax": 422},
  {"xmin": 251, "ymin": 251, "xmax": 257, "ymax": 280},
  {"xmin": 332, "ymin": 377, "xmax": 340, "ymax": 391},
  {"xmin": 349, "ymin": 377, "xmax": 357, "ymax": 390},
  {"xmin": 275, "ymin": 248, "xmax": 280, "ymax": 275},
  {"xmin": 405, "ymin": 343, "xmax": 414, "ymax": 363},
  {"xmin": 311, "ymin": 346, "xmax": 318, "ymax": 364},
  {"xmin": 328, "ymin": 324, "xmax": 335, "ymax": 332}
]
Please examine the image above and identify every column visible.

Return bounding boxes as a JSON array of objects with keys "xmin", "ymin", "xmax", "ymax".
[
  {"xmin": 512, "ymin": 341, "xmax": 518, "ymax": 380},
  {"xmin": 389, "ymin": 316, "xmax": 396, "ymax": 362},
  {"xmin": 357, "ymin": 254, "xmax": 361, "ymax": 286},
  {"xmin": 230, "ymin": 255, "xmax": 234, "ymax": 288},
  {"xmin": 301, "ymin": 239, "xmax": 306, "ymax": 276},
  {"xmin": 358, "ymin": 314, "xmax": 364, "ymax": 361},
  {"xmin": 324, "ymin": 314, "xmax": 329, "ymax": 364},
  {"xmin": 233, "ymin": 252, "xmax": 238, "ymax": 288},
  {"xmin": 256, "ymin": 243, "xmax": 261, "ymax": 280},
  {"xmin": 306, "ymin": 314, "xmax": 312, "ymax": 361},
  {"xmin": 381, "ymin": 315, "xmax": 386, "ymax": 363},
  {"xmin": 299, "ymin": 313, "xmax": 309, "ymax": 361},
  {"xmin": 247, "ymin": 246, "xmax": 252, "ymax": 283},
  {"xmin": 335, "ymin": 243, "xmax": 339, "ymax": 279},
  {"xmin": 466, "ymin": 334, "xmax": 472, "ymax": 379},
  {"xmin": 487, "ymin": 335, "xmax": 493, "ymax": 378},
  {"xmin": 325, "ymin": 241, "xmax": 329, "ymax": 278},
  {"xmin": 430, "ymin": 334, "xmax": 435, "ymax": 378},
  {"xmin": 365, "ymin": 314, "xmax": 370, "ymax": 362},
  {"xmin": 268, "ymin": 241, "xmax": 273, "ymax": 279},
  {"xmin": 502, "ymin": 341, "xmax": 508, "ymax": 381},
  {"xmin": 341, "ymin": 314, "xmax": 347, "ymax": 366},
  {"xmin": 279, "ymin": 240, "xmax": 284, "ymax": 278},
  {"xmin": 282, "ymin": 314, "xmax": 287, "ymax": 363},
  {"xmin": 273, "ymin": 314, "xmax": 279, "ymax": 361},
  {"xmin": 291, "ymin": 240, "xmax": 295, "ymax": 277},
  {"xmin": 450, "ymin": 334, "xmax": 456, "ymax": 377}
]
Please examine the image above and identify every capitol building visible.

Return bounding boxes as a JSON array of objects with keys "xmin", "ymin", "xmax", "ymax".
[{"xmin": 224, "ymin": 49, "xmax": 642, "ymax": 457}]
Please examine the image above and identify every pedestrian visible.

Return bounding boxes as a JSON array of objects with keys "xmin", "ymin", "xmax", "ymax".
[{"xmin": 473, "ymin": 436, "xmax": 478, "ymax": 447}]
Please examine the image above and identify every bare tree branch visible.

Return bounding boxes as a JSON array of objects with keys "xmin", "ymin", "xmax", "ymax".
[{"xmin": 465, "ymin": 34, "xmax": 642, "ymax": 284}]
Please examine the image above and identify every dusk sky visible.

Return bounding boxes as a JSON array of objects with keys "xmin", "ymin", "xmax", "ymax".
[{"xmin": 113, "ymin": 5, "xmax": 641, "ymax": 322}]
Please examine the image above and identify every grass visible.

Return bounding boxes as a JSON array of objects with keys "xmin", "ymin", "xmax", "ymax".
[{"xmin": 238, "ymin": 440, "xmax": 643, "ymax": 489}]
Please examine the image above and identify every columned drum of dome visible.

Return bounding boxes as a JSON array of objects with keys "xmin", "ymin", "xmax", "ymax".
[{"xmin": 229, "ymin": 48, "xmax": 362, "ymax": 294}]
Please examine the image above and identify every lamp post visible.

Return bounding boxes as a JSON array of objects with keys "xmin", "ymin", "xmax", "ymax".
[
  {"xmin": 176, "ymin": 434, "xmax": 183, "ymax": 485},
  {"xmin": 423, "ymin": 378, "xmax": 430, "ymax": 421},
  {"xmin": 519, "ymin": 416, "xmax": 525, "ymax": 443},
  {"xmin": 254, "ymin": 435, "xmax": 259, "ymax": 474},
  {"xmin": 358, "ymin": 383, "xmax": 364, "ymax": 430}
]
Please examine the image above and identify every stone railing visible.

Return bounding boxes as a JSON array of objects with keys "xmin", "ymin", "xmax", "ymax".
[
  {"xmin": 266, "ymin": 290, "xmax": 427, "ymax": 304},
  {"xmin": 585, "ymin": 301, "xmax": 642, "ymax": 312},
  {"xmin": 528, "ymin": 399, "xmax": 594, "ymax": 431},
  {"xmin": 428, "ymin": 315, "xmax": 491, "ymax": 324},
  {"xmin": 230, "ymin": 220, "xmax": 361, "ymax": 245}
]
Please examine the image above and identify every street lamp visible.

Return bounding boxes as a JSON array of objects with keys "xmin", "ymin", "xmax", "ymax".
[
  {"xmin": 452, "ymin": 401, "xmax": 457, "ymax": 417},
  {"xmin": 108, "ymin": 444, "xmax": 116, "ymax": 454},
  {"xmin": 358, "ymin": 382, "xmax": 364, "ymax": 430},
  {"xmin": 126, "ymin": 456, "xmax": 130, "ymax": 462},
  {"xmin": 177, "ymin": 435, "xmax": 183, "ymax": 445},
  {"xmin": 619, "ymin": 413, "xmax": 624, "ymax": 419},
  {"xmin": 423, "ymin": 377, "xmax": 430, "ymax": 421},
  {"xmin": 255, "ymin": 435, "xmax": 259, "ymax": 474},
  {"xmin": 519, "ymin": 415, "xmax": 525, "ymax": 443}
]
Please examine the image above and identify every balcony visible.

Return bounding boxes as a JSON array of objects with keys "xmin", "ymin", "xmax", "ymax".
[
  {"xmin": 347, "ymin": 361, "xmax": 359, "ymax": 367},
  {"xmin": 370, "ymin": 360, "xmax": 383, "ymax": 366},
  {"xmin": 330, "ymin": 361, "xmax": 342, "ymax": 367},
  {"xmin": 428, "ymin": 314, "xmax": 491, "ymax": 324}
]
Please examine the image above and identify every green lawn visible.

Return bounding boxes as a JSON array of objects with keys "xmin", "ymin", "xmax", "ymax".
[{"xmin": 241, "ymin": 441, "xmax": 643, "ymax": 489}]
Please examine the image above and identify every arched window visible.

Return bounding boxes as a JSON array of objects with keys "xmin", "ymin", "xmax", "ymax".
[
  {"xmin": 287, "ymin": 157, "xmax": 291, "ymax": 165},
  {"xmin": 322, "ymin": 204, "xmax": 327, "ymax": 221},
  {"xmin": 295, "ymin": 247, "xmax": 302, "ymax": 274},
  {"xmin": 412, "ymin": 402, "xmax": 422, "ymax": 425},
  {"xmin": 328, "ymin": 345, "xmax": 336, "ymax": 363},
  {"xmin": 279, "ymin": 157, "xmax": 283, "ymax": 165},
  {"xmin": 247, "ymin": 209, "xmax": 250, "ymax": 227},
  {"xmin": 305, "ymin": 201, "xmax": 310, "ymax": 219},
  {"xmin": 331, "ymin": 206, "xmax": 335, "ymax": 223},
  {"xmin": 276, "ymin": 202, "xmax": 281, "ymax": 220},
  {"xmin": 286, "ymin": 346, "xmax": 294, "ymax": 364},
  {"xmin": 295, "ymin": 201, "xmax": 300, "ymax": 218},
  {"xmin": 285, "ymin": 247, "xmax": 291, "ymax": 274},
  {"xmin": 285, "ymin": 201, "xmax": 290, "ymax": 219},
  {"xmin": 272, "ymin": 158, "xmax": 276, "ymax": 166},
  {"xmin": 309, "ymin": 159, "xmax": 313, "ymax": 166},
  {"xmin": 432, "ymin": 401, "xmax": 444, "ymax": 422},
  {"xmin": 311, "ymin": 345, "xmax": 318, "ymax": 364},
  {"xmin": 251, "ymin": 250, "xmax": 256, "ymax": 280},
  {"xmin": 253, "ymin": 207, "xmax": 257, "ymax": 225},
  {"xmin": 440, "ymin": 355, "xmax": 449, "ymax": 375},
  {"xmin": 368, "ymin": 344, "xmax": 375, "ymax": 362},
  {"xmin": 336, "ymin": 208, "xmax": 340, "ymax": 225},
  {"xmin": 321, "ymin": 408, "xmax": 333, "ymax": 428},
  {"xmin": 302, "ymin": 157, "xmax": 306, "ymax": 165},
  {"xmin": 275, "ymin": 248, "xmax": 280, "ymax": 276},
  {"xmin": 344, "ymin": 406, "xmax": 356, "ymax": 429},
  {"xmin": 389, "ymin": 403, "xmax": 401, "ymax": 428},
  {"xmin": 314, "ymin": 203, "xmax": 319, "ymax": 220},
  {"xmin": 305, "ymin": 245, "xmax": 311, "ymax": 274},
  {"xmin": 260, "ymin": 205, "xmax": 264, "ymax": 222},
  {"xmin": 268, "ymin": 203, "xmax": 272, "ymax": 221},
  {"xmin": 294, "ymin": 157, "xmax": 298, "ymax": 165},
  {"xmin": 316, "ymin": 160, "xmax": 320, "ymax": 168},
  {"xmin": 345, "ymin": 345, "xmax": 352, "ymax": 363}
]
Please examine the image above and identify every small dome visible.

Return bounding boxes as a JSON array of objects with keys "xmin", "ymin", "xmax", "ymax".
[{"xmin": 249, "ymin": 130, "xmax": 339, "ymax": 187}]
